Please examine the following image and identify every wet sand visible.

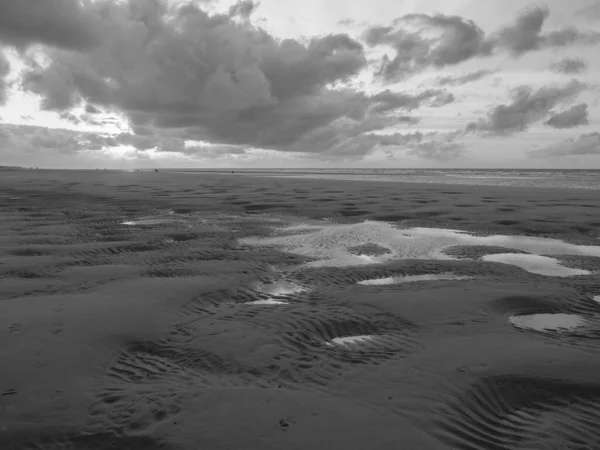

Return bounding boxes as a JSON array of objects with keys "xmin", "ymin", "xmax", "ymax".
[{"xmin": 1, "ymin": 170, "xmax": 600, "ymax": 449}]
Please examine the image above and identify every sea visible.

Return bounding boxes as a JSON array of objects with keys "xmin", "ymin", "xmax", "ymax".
[{"xmin": 164, "ymin": 168, "xmax": 600, "ymax": 190}]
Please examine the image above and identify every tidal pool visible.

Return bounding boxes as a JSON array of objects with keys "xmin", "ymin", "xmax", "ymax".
[
  {"xmin": 509, "ymin": 313, "xmax": 587, "ymax": 332},
  {"xmin": 358, "ymin": 273, "xmax": 473, "ymax": 285},
  {"xmin": 240, "ymin": 220, "xmax": 600, "ymax": 275}
]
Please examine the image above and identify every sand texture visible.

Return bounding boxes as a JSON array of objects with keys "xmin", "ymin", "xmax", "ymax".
[{"xmin": 2, "ymin": 170, "xmax": 600, "ymax": 449}]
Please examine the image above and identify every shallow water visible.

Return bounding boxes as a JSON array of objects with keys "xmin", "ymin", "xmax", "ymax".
[
  {"xmin": 240, "ymin": 220, "xmax": 600, "ymax": 275},
  {"xmin": 509, "ymin": 314, "xmax": 587, "ymax": 332},
  {"xmin": 326, "ymin": 335, "xmax": 375, "ymax": 347},
  {"xmin": 122, "ymin": 218, "xmax": 178, "ymax": 226},
  {"xmin": 358, "ymin": 273, "xmax": 473, "ymax": 285},
  {"xmin": 257, "ymin": 281, "xmax": 305, "ymax": 296},
  {"xmin": 482, "ymin": 254, "xmax": 592, "ymax": 277},
  {"xmin": 250, "ymin": 170, "xmax": 600, "ymax": 190},
  {"xmin": 247, "ymin": 299, "xmax": 289, "ymax": 305}
]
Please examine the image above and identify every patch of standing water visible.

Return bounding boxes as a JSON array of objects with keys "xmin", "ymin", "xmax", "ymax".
[
  {"xmin": 482, "ymin": 254, "xmax": 592, "ymax": 277},
  {"xmin": 326, "ymin": 335, "xmax": 375, "ymax": 347},
  {"xmin": 509, "ymin": 314, "xmax": 587, "ymax": 332},
  {"xmin": 247, "ymin": 299, "xmax": 289, "ymax": 305},
  {"xmin": 246, "ymin": 281, "xmax": 305, "ymax": 306},
  {"xmin": 239, "ymin": 220, "xmax": 600, "ymax": 275},
  {"xmin": 257, "ymin": 281, "xmax": 305, "ymax": 296},
  {"xmin": 358, "ymin": 273, "xmax": 474, "ymax": 285},
  {"xmin": 594, "ymin": 295, "xmax": 600, "ymax": 304},
  {"xmin": 122, "ymin": 217, "xmax": 179, "ymax": 226}
]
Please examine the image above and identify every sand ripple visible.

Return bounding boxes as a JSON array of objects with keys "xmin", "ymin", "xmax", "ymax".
[{"xmin": 433, "ymin": 376, "xmax": 600, "ymax": 450}]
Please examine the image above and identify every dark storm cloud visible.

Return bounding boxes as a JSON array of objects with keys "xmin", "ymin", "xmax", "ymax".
[
  {"xmin": 364, "ymin": 6, "xmax": 600, "ymax": 82},
  {"xmin": 466, "ymin": 79, "xmax": 586, "ymax": 135},
  {"xmin": 549, "ymin": 58, "xmax": 587, "ymax": 74},
  {"xmin": 544, "ymin": 103, "xmax": 589, "ymax": 128},
  {"xmin": 528, "ymin": 132, "xmax": 600, "ymax": 157},
  {"xmin": 21, "ymin": 61, "xmax": 81, "ymax": 110},
  {"xmin": 14, "ymin": 0, "xmax": 463, "ymax": 159},
  {"xmin": 0, "ymin": 0, "xmax": 99, "ymax": 50},
  {"xmin": 0, "ymin": 50, "xmax": 9, "ymax": 105},
  {"xmin": 437, "ymin": 70, "xmax": 494, "ymax": 87}
]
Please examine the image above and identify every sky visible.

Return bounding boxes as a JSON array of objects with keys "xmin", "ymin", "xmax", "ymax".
[{"xmin": 0, "ymin": 0, "xmax": 599, "ymax": 169}]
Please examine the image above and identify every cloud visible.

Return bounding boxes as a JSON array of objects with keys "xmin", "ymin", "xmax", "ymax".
[
  {"xmin": 0, "ymin": 123, "xmax": 118, "ymax": 155},
  {"xmin": 364, "ymin": 14, "xmax": 492, "ymax": 81},
  {"xmin": 528, "ymin": 132, "xmax": 600, "ymax": 157},
  {"xmin": 549, "ymin": 58, "xmax": 587, "ymax": 74},
  {"xmin": 85, "ymin": 104, "xmax": 100, "ymax": 114},
  {"xmin": 364, "ymin": 6, "xmax": 600, "ymax": 82},
  {"xmin": 544, "ymin": 103, "xmax": 589, "ymax": 128},
  {"xmin": 466, "ymin": 79, "xmax": 586, "ymax": 135},
  {"xmin": 228, "ymin": 0, "xmax": 258, "ymax": 18},
  {"xmin": 338, "ymin": 18, "xmax": 355, "ymax": 27},
  {"xmin": 406, "ymin": 140, "xmax": 465, "ymax": 160},
  {"xmin": 59, "ymin": 111, "xmax": 82, "ymax": 124},
  {"xmin": 14, "ymin": 1, "xmax": 467, "ymax": 160},
  {"xmin": 436, "ymin": 70, "xmax": 494, "ymax": 86},
  {"xmin": 0, "ymin": 50, "xmax": 9, "ymax": 105},
  {"xmin": 0, "ymin": 122, "xmax": 269, "ymax": 164},
  {"xmin": 369, "ymin": 88, "xmax": 454, "ymax": 113},
  {"xmin": 489, "ymin": 6, "xmax": 600, "ymax": 56},
  {"xmin": 0, "ymin": 0, "xmax": 99, "ymax": 50},
  {"xmin": 376, "ymin": 130, "xmax": 465, "ymax": 160},
  {"xmin": 576, "ymin": 2, "xmax": 600, "ymax": 21},
  {"xmin": 488, "ymin": 6, "xmax": 548, "ymax": 56},
  {"xmin": 397, "ymin": 115, "xmax": 420, "ymax": 125}
]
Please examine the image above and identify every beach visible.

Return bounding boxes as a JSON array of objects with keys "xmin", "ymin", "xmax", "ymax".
[{"xmin": 2, "ymin": 169, "xmax": 600, "ymax": 449}]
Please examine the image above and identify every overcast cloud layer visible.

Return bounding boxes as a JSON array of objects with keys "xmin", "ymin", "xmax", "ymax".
[{"xmin": 0, "ymin": 0, "xmax": 599, "ymax": 168}]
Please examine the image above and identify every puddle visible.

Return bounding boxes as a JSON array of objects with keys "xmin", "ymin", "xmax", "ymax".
[
  {"xmin": 257, "ymin": 281, "xmax": 305, "ymax": 296},
  {"xmin": 483, "ymin": 254, "xmax": 591, "ymax": 277},
  {"xmin": 246, "ymin": 299, "xmax": 289, "ymax": 305},
  {"xmin": 326, "ymin": 335, "xmax": 375, "ymax": 347},
  {"xmin": 246, "ymin": 281, "xmax": 305, "ymax": 305},
  {"xmin": 509, "ymin": 313, "xmax": 587, "ymax": 332},
  {"xmin": 122, "ymin": 217, "xmax": 180, "ymax": 226},
  {"xmin": 239, "ymin": 220, "xmax": 600, "ymax": 274},
  {"xmin": 358, "ymin": 273, "xmax": 473, "ymax": 285},
  {"xmin": 594, "ymin": 295, "xmax": 600, "ymax": 304}
]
